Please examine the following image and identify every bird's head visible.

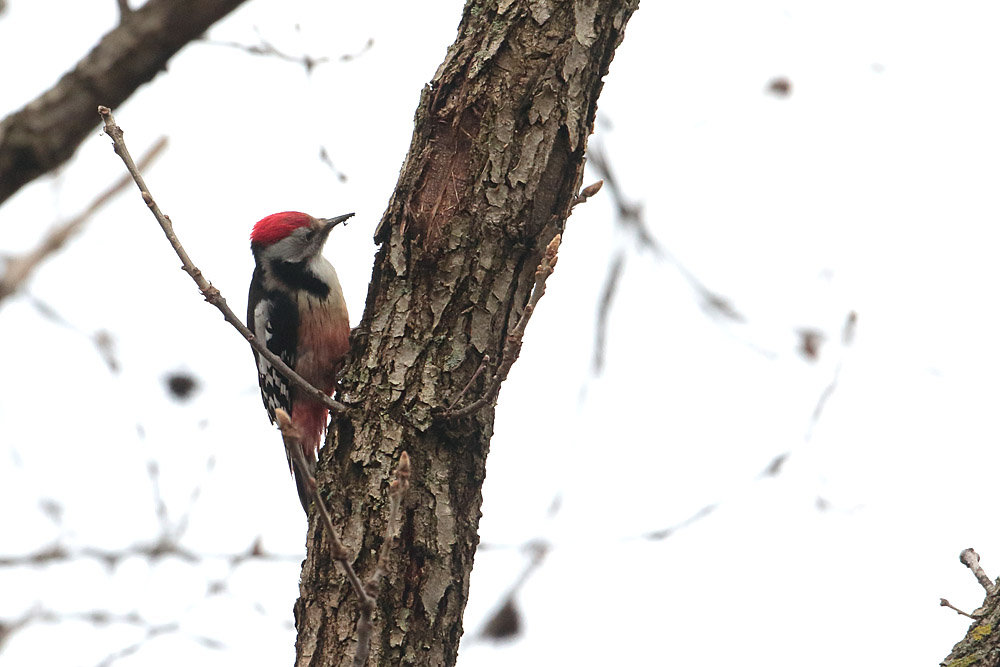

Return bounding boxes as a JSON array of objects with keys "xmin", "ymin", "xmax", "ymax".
[{"xmin": 250, "ymin": 211, "xmax": 354, "ymax": 263}]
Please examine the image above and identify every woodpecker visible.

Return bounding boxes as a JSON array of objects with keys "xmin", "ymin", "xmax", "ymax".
[{"xmin": 247, "ymin": 211, "xmax": 353, "ymax": 513}]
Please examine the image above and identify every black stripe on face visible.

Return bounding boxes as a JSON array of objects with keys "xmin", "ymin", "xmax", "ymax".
[{"xmin": 272, "ymin": 260, "xmax": 331, "ymax": 299}]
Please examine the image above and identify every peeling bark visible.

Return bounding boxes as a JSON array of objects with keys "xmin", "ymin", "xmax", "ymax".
[
  {"xmin": 295, "ymin": 1, "xmax": 639, "ymax": 665},
  {"xmin": 0, "ymin": 0, "xmax": 249, "ymax": 207}
]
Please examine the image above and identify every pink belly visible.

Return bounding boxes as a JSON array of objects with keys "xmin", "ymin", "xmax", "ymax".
[{"xmin": 295, "ymin": 294, "xmax": 350, "ymax": 394}]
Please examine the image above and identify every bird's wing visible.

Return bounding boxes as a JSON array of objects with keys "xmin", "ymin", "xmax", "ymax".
[{"xmin": 252, "ymin": 295, "xmax": 296, "ymax": 427}]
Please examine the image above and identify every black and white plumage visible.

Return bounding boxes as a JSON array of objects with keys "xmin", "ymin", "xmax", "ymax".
[
  {"xmin": 247, "ymin": 211, "xmax": 353, "ymax": 513},
  {"xmin": 248, "ymin": 275, "xmax": 298, "ymax": 427}
]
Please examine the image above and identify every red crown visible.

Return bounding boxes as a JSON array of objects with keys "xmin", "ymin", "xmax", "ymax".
[{"xmin": 250, "ymin": 211, "xmax": 313, "ymax": 246}]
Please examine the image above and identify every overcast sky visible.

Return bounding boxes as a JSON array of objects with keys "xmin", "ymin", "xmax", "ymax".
[{"xmin": 2, "ymin": 1, "xmax": 999, "ymax": 665}]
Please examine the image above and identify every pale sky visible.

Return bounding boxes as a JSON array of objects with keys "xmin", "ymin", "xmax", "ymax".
[{"xmin": 2, "ymin": 1, "xmax": 999, "ymax": 665}]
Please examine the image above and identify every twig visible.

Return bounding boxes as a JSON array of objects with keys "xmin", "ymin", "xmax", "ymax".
[
  {"xmin": 364, "ymin": 451, "xmax": 410, "ymax": 595},
  {"xmin": 274, "ymin": 409, "xmax": 409, "ymax": 667},
  {"xmin": 446, "ymin": 354, "xmax": 490, "ymax": 410},
  {"xmin": 440, "ymin": 234, "xmax": 561, "ymax": 419},
  {"xmin": 0, "ymin": 136, "xmax": 167, "ymax": 304},
  {"xmin": 319, "ymin": 146, "xmax": 349, "ymax": 183},
  {"xmin": 478, "ymin": 540, "xmax": 548, "ymax": 641},
  {"xmin": 92, "ymin": 621, "xmax": 179, "ymax": 667},
  {"xmin": 940, "ymin": 598, "xmax": 978, "ymax": 619},
  {"xmin": 356, "ymin": 451, "xmax": 410, "ymax": 667},
  {"xmin": 593, "ymin": 250, "xmax": 624, "ymax": 374},
  {"xmin": 589, "ymin": 143, "xmax": 744, "ymax": 323},
  {"xmin": 96, "ymin": 106, "xmax": 347, "ymax": 415},
  {"xmin": 440, "ymin": 181, "xmax": 598, "ymax": 416},
  {"xmin": 637, "ymin": 503, "xmax": 718, "ymax": 542},
  {"xmin": 0, "ymin": 0, "xmax": 250, "ymax": 207},
  {"xmin": 0, "ymin": 606, "xmax": 180, "ymax": 667},
  {"xmin": 960, "ymin": 548, "xmax": 996, "ymax": 595},
  {"xmin": 204, "ymin": 32, "xmax": 329, "ymax": 74}
]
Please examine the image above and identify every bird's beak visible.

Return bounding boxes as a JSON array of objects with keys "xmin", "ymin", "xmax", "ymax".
[{"xmin": 320, "ymin": 212, "xmax": 355, "ymax": 232}]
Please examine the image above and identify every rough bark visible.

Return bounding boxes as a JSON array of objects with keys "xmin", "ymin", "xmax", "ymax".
[
  {"xmin": 943, "ymin": 582, "xmax": 1000, "ymax": 665},
  {"xmin": 295, "ymin": 1, "xmax": 639, "ymax": 665},
  {"xmin": 0, "ymin": 0, "xmax": 249, "ymax": 207}
]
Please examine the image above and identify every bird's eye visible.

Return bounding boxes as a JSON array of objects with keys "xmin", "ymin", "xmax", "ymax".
[{"xmin": 304, "ymin": 230, "xmax": 315, "ymax": 241}]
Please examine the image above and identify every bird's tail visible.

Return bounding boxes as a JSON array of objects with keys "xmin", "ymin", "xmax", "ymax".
[
  {"xmin": 293, "ymin": 455, "xmax": 317, "ymax": 514},
  {"xmin": 289, "ymin": 402, "xmax": 329, "ymax": 514}
]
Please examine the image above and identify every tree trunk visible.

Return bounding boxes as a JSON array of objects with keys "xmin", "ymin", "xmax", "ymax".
[{"xmin": 294, "ymin": 1, "xmax": 640, "ymax": 664}]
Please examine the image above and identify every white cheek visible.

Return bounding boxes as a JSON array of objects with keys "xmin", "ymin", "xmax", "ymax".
[{"xmin": 264, "ymin": 232, "xmax": 310, "ymax": 262}]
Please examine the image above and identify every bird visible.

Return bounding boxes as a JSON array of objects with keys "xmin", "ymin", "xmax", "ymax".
[{"xmin": 246, "ymin": 211, "xmax": 353, "ymax": 513}]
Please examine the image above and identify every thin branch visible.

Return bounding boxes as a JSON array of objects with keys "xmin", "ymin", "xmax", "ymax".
[
  {"xmin": 338, "ymin": 37, "xmax": 375, "ymax": 63},
  {"xmin": 940, "ymin": 598, "xmax": 978, "ymax": 619},
  {"xmin": 356, "ymin": 451, "xmax": 411, "ymax": 667},
  {"xmin": 593, "ymin": 250, "xmax": 624, "ymax": 374},
  {"xmin": 274, "ymin": 409, "xmax": 409, "ymax": 667},
  {"xmin": 203, "ymin": 26, "xmax": 330, "ymax": 74},
  {"xmin": 801, "ymin": 310, "xmax": 859, "ymax": 446},
  {"xmin": 0, "ymin": 538, "xmax": 305, "ymax": 571},
  {"xmin": 478, "ymin": 540, "xmax": 548, "ymax": 642},
  {"xmin": 202, "ymin": 31, "xmax": 372, "ymax": 74},
  {"xmin": 24, "ymin": 296, "xmax": 121, "ymax": 372},
  {"xmin": 636, "ymin": 503, "xmax": 718, "ymax": 541},
  {"xmin": 440, "ymin": 234, "xmax": 562, "ymax": 419},
  {"xmin": 91, "ymin": 621, "xmax": 179, "ymax": 667},
  {"xmin": 366, "ymin": 451, "xmax": 411, "ymax": 595},
  {"xmin": 589, "ymin": 143, "xmax": 744, "ymax": 323},
  {"xmin": 319, "ymin": 146, "xmax": 349, "ymax": 183},
  {"xmin": 0, "ymin": 606, "xmax": 181, "ymax": 665},
  {"xmin": 0, "ymin": 137, "xmax": 167, "ymax": 304},
  {"xmin": 960, "ymin": 548, "xmax": 996, "ymax": 595},
  {"xmin": 446, "ymin": 354, "xmax": 490, "ymax": 410},
  {"xmin": 147, "ymin": 460, "xmax": 171, "ymax": 535},
  {"xmin": 438, "ymin": 180, "xmax": 600, "ymax": 417},
  {"xmin": 0, "ymin": 0, "xmax": 250, "ymax": 206},
  {"xmin": 97, "ymin": 106, "xmax": 347, "ymax": 415}
]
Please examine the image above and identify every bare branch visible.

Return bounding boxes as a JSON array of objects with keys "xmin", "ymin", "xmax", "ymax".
[
  {"xmin": 0, "ymin": 137, "xmax": 167, "ymax": 305},
  {"xmin": 803, "ymin": 310, "xmax": 859, "ymax": 443},
  {"xmin": 446, "ymin": 354, "xmax": 490, "ymax": 410},
  {"xmin": 202, "ymin": 29, "xmax": 373, "ymax": 74},
  {"xmin": 940, "ymin": 598, "xmax": 979, "ymax": 619},
  {"xmin": 593, "ymin": 250, "xmax": 624, "ymax": 374},
  {"xmin": 0, "ymin": 0, "xmax": 250, "ymax": 206},
  {"xmin": 339, "ymin": 37, "xmax": 375, "ymax": 63},
  {"xmin": 589, "ymin": 143, "xmax": 744, "ymax": 324},
  {"xmin": 638, "ymin": 503, "xmax": 718, "ymax": 541},
  {"xmin": 961, "ymin": 548, "xmax": 997, "ymax": 595},
  {"xmin": 319, "ymin": 146, "xmax": 349, "ymax": 183},
  {"xmin": 479, "ymin": 540, "xmax": 548, "ymax": 642},
  {"xmin": 0, "ymin": 606, "xmax": 181, "ymax": 666},
  {"xmin": 203, "ymin": 26, "xmax": 330, "ymax": 74},
  {"xmin": 356, "ymin": 451, "xmax": 411, "ymax": 667},
  {"xmin": 96, "ymin": 107, "xmax": 348, "ymax": 415}
]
